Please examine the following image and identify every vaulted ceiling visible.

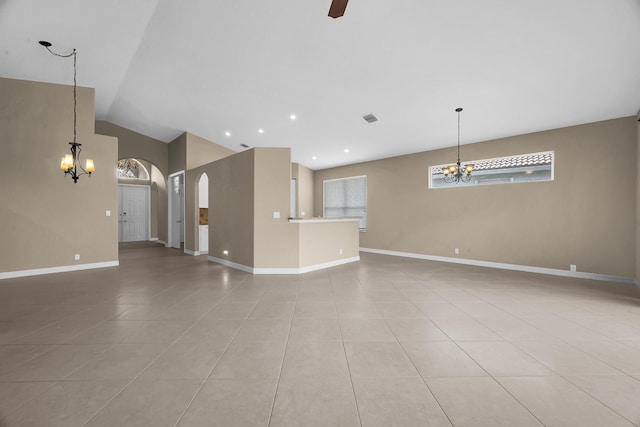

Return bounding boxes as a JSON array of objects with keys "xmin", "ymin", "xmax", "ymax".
[{"xmin": 1, "ymin": 0, "xmax": 639, "ymax": 169}]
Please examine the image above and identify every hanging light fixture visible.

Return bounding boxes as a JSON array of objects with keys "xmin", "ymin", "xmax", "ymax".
[
  {"xmin": 40, "ymin": 41, "xmax": 95, "ymax": 183},
  {"xmin": 117, "ymin": 159, "xmax": 139, "ymax": 178},
  {"xmin": 443, "ymin": 107, "xmax": 473, "ymax": 183}
]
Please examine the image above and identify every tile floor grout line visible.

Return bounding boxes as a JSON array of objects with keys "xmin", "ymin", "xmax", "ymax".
[
  {"xmin": 449, "ymin": 312, "xmax": 635, "ymax": 425},
  {"xmin": 265, "ymin": 280, "xmax": 300, "ymax": 427},
  {"xmin": 381, "ymin": 302, "xmax": 458, "ymax": 427},
  {"xmin": 172, "ymin": 282, "xmax": 259, "ymax": 427},
  {"xmin": 330, "ymin": 269, "xmax": 365, "ymax": 427},
  {"xmin": 80, "ymin": 276, "xmax": 255, "ymax": 427}
]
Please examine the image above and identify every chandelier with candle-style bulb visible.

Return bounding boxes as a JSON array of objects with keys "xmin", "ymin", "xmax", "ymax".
[
  {"xmin": 40, "ymin": 41, "xmax": 95, "ymax": 183},
  {"xmin": 442, "ymin": 107, "xmax": 473, "ymax": 183}
]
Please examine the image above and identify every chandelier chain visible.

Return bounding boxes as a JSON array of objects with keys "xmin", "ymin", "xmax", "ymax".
[{"xmin": 41, "ymin": 41, "xmax": 94, "ymax": 183}]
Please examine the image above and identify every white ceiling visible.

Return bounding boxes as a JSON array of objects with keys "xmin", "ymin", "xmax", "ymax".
[{"xmin": 1, "ymin": 0, "xmax": 639, "ymax": 170}]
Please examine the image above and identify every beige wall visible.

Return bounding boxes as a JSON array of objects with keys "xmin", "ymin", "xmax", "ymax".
[
  {"xmin": 189, "ymin": 148, "xmax": 354, "ymax": 271},
  {"xmin": 169, "ymin": 133, "xmax": 187, "ymax": 175},
  {"xmin": 201, "ymin": 149, "xmax": 255, "ymax": 266},
  {"xmin": 184, "ymin": 133, "xmax": 236, "ymax": 253},
  {"xmin": 297, "ymin": 221, "xmax": 359, "ymax": 267},
  {"xmin": 150, "ymin": 165, "xmax": 166, "ymax": 240},
  {"xmin": 96, "ymin": 121, "xmax": 169, "ymax": 242},
  {"xmin": 315, "ymin": 117, "xmax": 637, "ymax": 278},
  {"xmin": 636, "ymin": 117, "xmax": 640, "ymax": 282},
  {"xmin": 253, "ymin": 148, "xmax": 299, "ymax": 268},
  {"xmin": 187, "ymin": 132, "xmax": 235, "ymax": 170},
  {"xmin": 0, "ymin": 77, "xmax": 118, "ymax": 274},
  {"xmin": 292, "ymin": 163, "xmax": 314, "ymax": 218},
  {"xmin": 96, "ymin": 120, "xmax": 168, "ymax": 173}
]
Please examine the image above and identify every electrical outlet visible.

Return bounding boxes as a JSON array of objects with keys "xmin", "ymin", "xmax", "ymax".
[
  {"xmin": 454, "ymin": 248, "xmax": 459, "ymax": 255},
  {"xmin": 339, "ymin": 249, "xmax": 343, "ymax": 255},
  {"xmin": 74, "ymin": 254, "xmax": 80, "ymax": 261},
  {"xmin": 570, "ymin": 264, "xmax": 577, "ymax": 272}
]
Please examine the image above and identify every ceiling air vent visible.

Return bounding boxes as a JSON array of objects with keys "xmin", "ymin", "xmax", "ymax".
[
  {"xmin": 363, "ymin": 113, "xmax": 378, "ymax": 123},
  {"xmin": 240, "ymin": 143, "xmax": 250, "ymax": 148}
]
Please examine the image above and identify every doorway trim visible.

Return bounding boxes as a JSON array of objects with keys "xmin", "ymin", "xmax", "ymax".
[
  {"xmin": 118, "ymin": 184, "xmax": 151, "ymax": 242},
  {"xmin": 167, "ymin": 171, "xmax": 185, "ymax": 249}
]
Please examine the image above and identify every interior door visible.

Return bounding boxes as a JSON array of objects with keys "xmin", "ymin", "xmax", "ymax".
[
  {"xmin": 118, "ymin": 185, "xmax": 150, "ymax": 242},
  {"xmin": 170, "ymin": 173, "xmax": 184, "ymax": 249}
]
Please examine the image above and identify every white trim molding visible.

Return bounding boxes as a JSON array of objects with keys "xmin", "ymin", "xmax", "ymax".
[
  {"xmin": 184, "ymin": 249, "xmax": 208, "ymax": 256},
  {"xmin": 360, "ymin": 248, "xmax": 636, "ymax": 286},
  {"xmin": 208, "ymin": 256, "xmax": 360, "ymax": 275},
  {"xmin": 0, "ymin": 261, "xmax": 119, "ymax": 280}
]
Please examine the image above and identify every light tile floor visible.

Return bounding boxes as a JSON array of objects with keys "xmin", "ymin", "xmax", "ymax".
[{"xmin": 1, "ymin": 241, "xmax": 640, "ymax": 426}]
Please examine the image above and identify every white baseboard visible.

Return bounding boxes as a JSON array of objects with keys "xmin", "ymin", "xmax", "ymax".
[
  {"xmin": 149, "ymin": 237, "xmax": 158, "ymax": 241},
  {"xmin": 207, "ymin": 256, "xmax": 360, "ymax": 275},
  {"xmin": 208, "ymin": 256, "xmax": 254, "ymax": 273},
  {"xmin": 0, "ymin": 261, "xmax": 120, "ymax": 280},
  {"xmin": 184, "ymin": 249, "xmax": 209, "ymax": 256},
  {"xmin": 359, "ymin": 248, "xmax": 636, "ymax": 286},
  {"xmin": 156, "ymin": 240, "xmax": 166, "ymax": 245}
]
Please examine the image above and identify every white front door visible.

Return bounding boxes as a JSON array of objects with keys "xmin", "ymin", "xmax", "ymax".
[
  {"xmin": 169, "ymin": 173, "xmax": 184, "ymax": 249},
  {"xmin": 118, "ymin": 185, "xmax": 150, "ymax": 242}
]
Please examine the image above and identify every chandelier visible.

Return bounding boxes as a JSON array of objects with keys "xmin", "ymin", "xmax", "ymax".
[
  {"xmin": 443, "ymin": 107, "xmax": 473, "ymax": 183},
  {"xmin": 40, "ymin": 41, "xmax": 95, "ymax": 183},
  {"xmin": 117, "ymin": 159, "xmax": 139, "ymax": 178}
]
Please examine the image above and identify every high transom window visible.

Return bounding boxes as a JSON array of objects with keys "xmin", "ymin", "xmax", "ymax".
[
  {"xmin": 117, "ymin": 158, "xmax": 149, "ymax": 180},
  {"xmin": 429, "ymin": 151, "xmax": 554, "ymax": 188}
]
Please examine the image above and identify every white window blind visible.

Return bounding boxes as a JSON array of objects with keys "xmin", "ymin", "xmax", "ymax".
[{"xmin": 323, "ymin": 175, "xmax": 367, "ymax": 231}]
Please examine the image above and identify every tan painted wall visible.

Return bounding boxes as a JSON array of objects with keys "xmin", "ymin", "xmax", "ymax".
[
  {"xmin": 203, "ymin": 149, "xmax": 255, "ymax": 266},
  {"xmin": 297, "ymin": 221, "xmax": 359, "ymax": 267},
  {"xmin": 184, "ymin": 133, "xmax": 235, "ymax": 253},
  {"xmin": 0, "ymin": 77, "xmax": 118, "ymax": 273},
  {"xmin": 95, "ymin": 121, "xmax": 169, "ymax": 242},
  {"xmin": 636, "ymin": 118, "xmax": 640, "ymax": 282},
  {"xmin": 169, "ymin": 133, "xmax": 187, "ymax": 175},
  {"xmin": 186, "ymin": 132, "xmax": 235, "ymax": 170},
  {"xmin": 292, "ymin": 163, "xmax": 314, "ymax": 218},
  {"xmin": 314, "ymin": 117, "xmax": 637, "ymax": 278},
  {"xmin": 95, "ymin": 120, "xmax": 168, "ymax": 173},
  {"xmin": 150, "ymin": 165, "xmax": 166, "ymax": 240},
  {"xmin": 253, "ymin": 148, "xmax": 299, "ymax": 268}
]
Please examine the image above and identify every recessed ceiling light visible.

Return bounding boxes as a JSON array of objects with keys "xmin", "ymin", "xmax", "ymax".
[
  {"xmin": 289, "ymin": 114, "xmax": 296, "ymax": 120},
  {"xmin": 258, "ymin": 128, "xmax": 264, "ymax": 134},
  {"xmin": 225, "ymin": 131, "xmax": 231, "ymax": 137},
  {"xmin": 344, "ymin": 149, "xmax": 350, "ymax": 153},
  {"xmin": 312, "ymin": 156, "xmax": 317, "ymax": 160}
]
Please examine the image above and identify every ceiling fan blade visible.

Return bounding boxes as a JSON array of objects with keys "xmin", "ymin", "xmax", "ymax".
[{"xmin": 328, "ymin": 0, "xmax": 349, "ymax": 18}]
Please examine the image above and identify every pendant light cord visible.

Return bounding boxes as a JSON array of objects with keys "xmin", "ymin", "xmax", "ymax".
[
  {"xmin": 457, "ymin": 109, "xmax": 461, "ymax": 163},
  {"xmin": 43, "ymin": 45, "xmax": 76, "ymax": 143}
]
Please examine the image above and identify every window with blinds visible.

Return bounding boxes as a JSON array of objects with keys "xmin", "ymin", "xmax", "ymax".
[{"xmin": 323, "ymin": 175, "xmax": 367, "ymax": 231}]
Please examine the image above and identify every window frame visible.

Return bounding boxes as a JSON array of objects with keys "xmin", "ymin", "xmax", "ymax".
[
  {"xmin": 322, "ymin": 175, "xmax": 368, "ymax": 232},
  {"xmin": 428, "ymin": 151, "xmax": 555, "ymax": 189}
]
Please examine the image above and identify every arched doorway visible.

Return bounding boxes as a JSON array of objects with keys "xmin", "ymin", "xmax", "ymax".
[
  {"xmin": 198, "ymin": 173, "xmax": 209, "ymax": 254},
  {"xmin": 117, "ymin": 158, "xmax": 166, "ymax": 243}
]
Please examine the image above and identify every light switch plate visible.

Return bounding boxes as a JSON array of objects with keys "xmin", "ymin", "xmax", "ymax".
[
  {"xmin": 106, "ymin": 210, "xmax": 111, "ymax": 217},
  {"xmin": 273, "ymin": 211, "xmax": 280, "ymax": 219}
]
